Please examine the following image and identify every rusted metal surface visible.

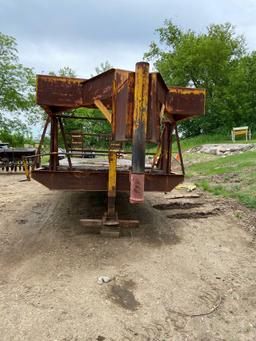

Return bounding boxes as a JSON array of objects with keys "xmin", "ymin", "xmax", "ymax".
[
  {"xmin": 82, "ymin": 69, "xmax": 115, "ymax": 107},
  {"xmin": 32, "ymin": 169, "xmax": 184, "ymax": 192},
  {"xmin": 160, "ymin": 122, "xmax": 172, "ymax": 174},
  {"xmin": 58, "ymin": 118, "xmax": 72, "ymax": 169},
  {"xmin": 125, "ymin": 72, "xmax": 135, "ymax": 139},
  {"xmin": 165, "ymin": 87, "xmax": 206, "ymax": 121},
  {"xmin": 37, "ymin": 75, "xmax": 85, "ymax": 111},
  {"xmin": 56, "ymin": 114, "xmax": 107, "ymax": 121},
  {"xmin": 174, "ymin": 124, "xmax": 185, "ymax": 175},
  {"xmin": 147, "ymin": 73, "xmax": 159, "ymax": 142},
  {"xmin": 36, "ymin": 69, "xmax": 205, "ymax": 143},
  {"xmin": 33, "ymin": 116, "xmax": 50, "ymax": 169},
  {"xmin": 114, "ymin": 71, "xmax": 131, "ymax": 141}
]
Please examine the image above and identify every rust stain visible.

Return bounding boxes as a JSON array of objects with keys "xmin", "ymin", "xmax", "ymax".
[{"xmin": 169, "ymin": 86, "xmax": 206, "ymax": 95}]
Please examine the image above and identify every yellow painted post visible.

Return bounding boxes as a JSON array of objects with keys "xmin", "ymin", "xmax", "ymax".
[
  {"xmin": 132, "ymin": 62, "xmax": 149, "ymax": 169},
  {"xmin": 94, "ymin": 99, "xmax": 112, "ymax": 124},
  {"xmin": 23, "ymin": 159, "xmax": 31, "ymax": 181},
  {"xmin": 107, "ymin": 151, "xmax": 117, "ymax": 218}
]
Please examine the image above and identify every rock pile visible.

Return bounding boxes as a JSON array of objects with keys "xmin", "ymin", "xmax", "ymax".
[{"xmin": 188, "ymin": 143, "xmax": 255, "ymax": 155}]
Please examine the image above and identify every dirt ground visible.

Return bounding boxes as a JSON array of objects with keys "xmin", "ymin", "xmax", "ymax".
[{"xmin": 0, "ymin": 172, "xmax": 256, "ymax": 341}]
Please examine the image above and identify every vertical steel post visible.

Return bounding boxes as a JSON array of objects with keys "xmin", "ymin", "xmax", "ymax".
[
  {"xmin": 107, "ymin": 151, "xmax": 117, "ymax": 219},
  {"xmin": 174, "ymin": 124, "xmax": 185, "ymax": 175},
  {"xmin": 169, "ymin": 124, "xmax": 173, "ymax": 173},
  {"xmin": 130, "ymin": 62, "xmax": 149, "ymax": 203},
  {"xmin": 33, "ymin": 115, "xmax": 50, "ymax": 169},
  {"xmin": 58, "ymin": 117, "xmax": 72, "ymax": 170},
  {"xmin": 160, "ymin": 122, "xmax": 171, "ymax": 174},
  {"xmin": 50, "ymin": 115, "xmax": 58, "ymax": 171}
]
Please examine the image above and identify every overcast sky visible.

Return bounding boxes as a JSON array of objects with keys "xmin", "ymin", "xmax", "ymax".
[{"xmin": 1, "ymin": 0, "xmax": 256, "ymax": 78}]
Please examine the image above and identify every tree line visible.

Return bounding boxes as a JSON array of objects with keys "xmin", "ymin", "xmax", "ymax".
[
  {"xmin": 145, "ymin": 21, "xmax": 256, "ymax": 137},
  {"xmin": 1, "ymin": 21, "xmax": 256, "ymax": 146}
]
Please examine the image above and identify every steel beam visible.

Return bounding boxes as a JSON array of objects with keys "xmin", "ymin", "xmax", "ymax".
[
  {"xmin": 32, "ymin": 169, "xmax": 184, "ymax": 192},
  {"xmin": 107, "ymin": 151, "xmax": 117, "ymax": 219},
  {"xmin": 37, "ymin": 75, "xmax": 85, "ymax": 109},
  {"xmin": 174, "ymin": 124, "xmax": 185, "ymax": 175},
  {"xmin": 50, "ymin": 115, "xmax": 58, "ymax": 171},
  {"xmin": 160, "ymin": 122, "xmax": 172, "ymax": 174},
  {"xmin": 33, "ymin": 116, "xmax": 50, "ymax": 169},
  {"xmin": 58, "ymin": 117, "xmax": 72, "ymax": 170},
  {"xmin": 165, "ymin": 87, "xmax": 206, "ymax": 120},
  {"xmin": 130, "ymin": 62, "xmax": 149, "ymax": 203}
]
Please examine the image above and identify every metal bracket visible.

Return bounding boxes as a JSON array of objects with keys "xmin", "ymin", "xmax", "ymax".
[{"xmin": 80, "ymin": 217, "xmax": 139, "ymax": 237}]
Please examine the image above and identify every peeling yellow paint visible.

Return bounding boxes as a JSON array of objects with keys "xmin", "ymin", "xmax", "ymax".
[
  {"xmin": 169, "ymin": 87, "xmax": 206, "ymax": 95},
  {"xmin": 108, "ymin": 151, "xmax": 117, "ymax": 195},
  {"xmin": 94, "ymin": 99, "xmax": 112, "ymax": 124},
  {"xmin": 133, "ymin": 62, "xmax": 149, "ymax": 134}
]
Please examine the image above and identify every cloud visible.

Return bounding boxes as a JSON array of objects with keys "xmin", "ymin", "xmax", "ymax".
[
  {"xmin": 1, "ymin": 0, "xmax": 256, "ymax": 77},
  {"xmin": 18, "ymin": 40, "xmax": 146, "ymax": 77}
]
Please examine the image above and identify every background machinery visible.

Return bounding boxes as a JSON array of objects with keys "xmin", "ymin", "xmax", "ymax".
[{"xmin": 0, "ymin": 142, "xmax": 36, "ymax": 172}]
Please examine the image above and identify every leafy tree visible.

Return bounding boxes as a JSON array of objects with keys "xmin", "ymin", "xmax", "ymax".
[
  {"xmin": 94, "ymin": 60, "xmax": 112, "ymax": 76},
  {"xmin": 0, "ymin": 32, "xmax": 36, "ymax": 130},
  {"xmin": 144, "ymin": 20, "xmax": 251, "ymax": 137},
  {"xmin": 226, "ymin": 53, "xmax": 256, "ymax": 133}
]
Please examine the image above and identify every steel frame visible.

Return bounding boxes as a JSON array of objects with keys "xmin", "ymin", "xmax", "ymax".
[{"xmin": 32, "ymin": 62, "xmax": 205, "ymax": 235}]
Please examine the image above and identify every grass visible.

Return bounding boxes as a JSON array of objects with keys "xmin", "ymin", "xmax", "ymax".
[
  {"xmin": 186, "ymin": 149, "xmax": 256, "ymax": 209},
  {"xmin": 180, "ymin": 134, "xmax": 229, "ymax": 150},
  {"xmin": 187, "ymin": 150, "xmax": 256, "ymax": 175}
]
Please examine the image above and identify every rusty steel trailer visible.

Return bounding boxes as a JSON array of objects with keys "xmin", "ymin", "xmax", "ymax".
[{"xmin": 31, "ymin": 62, "xmax": 205, "ymax": 235}]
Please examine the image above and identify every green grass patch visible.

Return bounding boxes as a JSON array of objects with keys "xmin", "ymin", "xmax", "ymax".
[
  {"xmin": 187, "ymin": 149, "xmax": 256, "ymax": 209},
  {"xmin": 180, "ymin": 134, "xmax": 229, "ymax": 151},
  {"xmin": 188, "ymin": 150, "xmax": 256, "ymax": 176}
]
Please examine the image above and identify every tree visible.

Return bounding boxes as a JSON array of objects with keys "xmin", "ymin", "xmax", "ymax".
[
  {"xmin": 0, "ymin": 32, "xmax": 36, "ymax": 132},
  {"xmin": 226, "ymin": 53, "xmax": 256, "ymax": 132},
  {"xmin": 94, "ymin": 60, "xmax": 112, "ymax": 76},
  {"xmin": 144, "ymin": 21, "xmax": 249, "ymax": 137}
]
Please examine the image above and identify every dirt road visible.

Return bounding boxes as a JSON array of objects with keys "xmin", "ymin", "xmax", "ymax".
[{"xmin": 0, "ymin": 173, "xmax": 256, "ymax": 340}]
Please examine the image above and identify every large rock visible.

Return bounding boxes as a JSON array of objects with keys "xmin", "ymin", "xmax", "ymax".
[{"xmin": 188, "ymin": 143, "xmax": 255, "ymax": 155}]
